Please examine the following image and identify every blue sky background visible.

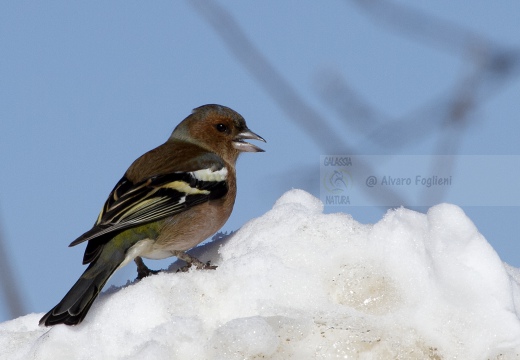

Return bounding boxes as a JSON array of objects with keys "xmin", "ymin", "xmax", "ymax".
[{"xmin": 1, "ymin": 1, "xmax": 519, "ymax": 323}]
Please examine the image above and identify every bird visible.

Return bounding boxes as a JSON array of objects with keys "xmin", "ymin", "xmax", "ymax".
[{"xmin": 39, "ymin": 104, "xmax": 265, "ymax": 326}]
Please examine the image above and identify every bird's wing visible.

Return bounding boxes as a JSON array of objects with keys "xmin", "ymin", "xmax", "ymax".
[{"xmin": 69, "ymin": 162, "xmax": 229, "ymax": 250}]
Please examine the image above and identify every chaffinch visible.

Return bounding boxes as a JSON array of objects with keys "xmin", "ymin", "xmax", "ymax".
[{"xmin": 39, "ymin": 104, "xmax": 265, "ymax": 326}]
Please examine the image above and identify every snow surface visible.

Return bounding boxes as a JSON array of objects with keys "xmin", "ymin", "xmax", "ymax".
[{"xmin": 2, "ymin": 189, "xmax": 520, "ymax": 359}]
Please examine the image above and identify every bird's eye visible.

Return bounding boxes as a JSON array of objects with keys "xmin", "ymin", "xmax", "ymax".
[{"xmin": 215, "ymin": 123, "xmax": 228, "ymax": 133}]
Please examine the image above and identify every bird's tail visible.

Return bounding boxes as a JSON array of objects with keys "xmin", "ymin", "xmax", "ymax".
[{"xmin": 39, "ymin": 253, "xmax": 122, "ymax": 326}]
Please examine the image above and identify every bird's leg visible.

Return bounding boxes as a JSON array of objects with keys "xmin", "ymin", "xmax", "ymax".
[
  {"xmin": 172, "ymin": 250, "xmax": 217, "ymax": 272},
  {"xmin": 134, "ymin": 256, "xmax": 160, "ymax": 279}
]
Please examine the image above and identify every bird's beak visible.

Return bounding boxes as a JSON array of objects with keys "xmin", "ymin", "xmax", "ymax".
[{"xmin": 233, "ymin": 129, "xmax": 266, "ymax": 152}]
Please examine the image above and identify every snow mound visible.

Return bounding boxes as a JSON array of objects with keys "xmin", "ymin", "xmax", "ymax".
[{"xmin": 2, "ymin": 189, "xmax": 520, "ymax": 359}]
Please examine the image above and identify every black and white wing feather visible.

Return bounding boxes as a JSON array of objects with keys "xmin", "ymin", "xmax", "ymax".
[{"xmin": 70, "ymin": 166, "xmax": 228, "ymax": 264}]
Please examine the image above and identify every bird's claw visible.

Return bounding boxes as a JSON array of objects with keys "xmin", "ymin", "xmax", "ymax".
[{"xmin": 134, "ymin": 256, "xmax": 160, "ymax": 280}]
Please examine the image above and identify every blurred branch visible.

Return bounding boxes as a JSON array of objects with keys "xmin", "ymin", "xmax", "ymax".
[
  {"xmin": 323, "ymin": 0, "xmax": 519, "ymax": 205},
  {"xmin": 350, "ymin": 0, "xmax": 520, "ymax": 112},
  {"xmin": 191, "ymin": 0, "xmax": 519, "ymax": 208},
  {"xmin": 189, "ymin": 0, "xmax": 408, "ymax": 206},
  {"xmin": 189, "ymin": 0, "xmax": 343, "ymax": 152},
  {"xmin": 320, "ymin": 1, "xmax": 520, "ymax": 205},
  {"xmin": 314, "ymin": 69, "xmax": 385, "ymax": 136},
  {"xmin": 351, "ymin": 0, "xmax": 502, "ymax": 58},
  {"xmin": 0, "ymin": 214, "xmax": 25, "ymax": 319}
]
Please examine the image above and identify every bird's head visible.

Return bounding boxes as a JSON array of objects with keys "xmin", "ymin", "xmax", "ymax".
[{"xmin": 170, "ymin": 104, "xmax": 266, "ymax": 164}]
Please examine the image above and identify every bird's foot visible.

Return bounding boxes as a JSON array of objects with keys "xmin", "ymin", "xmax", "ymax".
[
  {"xmin": 172, "ymin": 250, "xmax": 218, "ymax": 272},
  {"xmin": 135, "ymin": 256, "xmax": 160, "ymax": 280}
]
